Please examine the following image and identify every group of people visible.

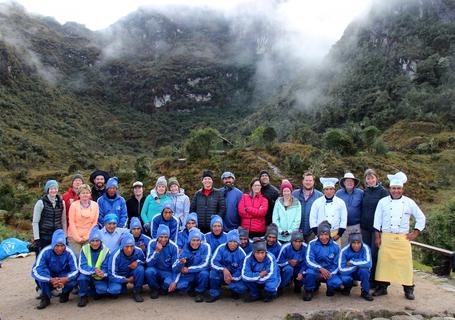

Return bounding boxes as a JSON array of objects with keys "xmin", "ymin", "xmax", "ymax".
[{"xmin": 30, "ymin": 168, "xmax": 425, "ymax": 309}]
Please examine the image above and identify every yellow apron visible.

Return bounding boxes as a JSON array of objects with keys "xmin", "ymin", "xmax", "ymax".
[
  {"xmin": 331, "ymin": 230, "xmax": 341, "ymax": 246},
  {"xmin": 375, "ymin": 233, "xmax": 413, "ymax": 286}
]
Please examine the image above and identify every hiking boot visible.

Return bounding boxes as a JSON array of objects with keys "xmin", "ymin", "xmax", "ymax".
[
  {"xmin": 78, "ymin": 295, "xmax": 89, "ymax": 307},
  {"xmin": 326, "ymin": 288, "xmax": 335, "ymax": 297},
  {"xmin": 303, "ymin": 291, "xmax": 313, "ymax": 301},
  {"xmin": 205, "ymin": 295, "xmax": 219, "ymax": 303},
  {"xmin": 403, "ymin": 285, "xmax": 415, "ymax": 300},
  {"xmin": 150, "ymin": 289, "xmax": 159, "ymax": 299},
  {"xmin": 194, "ymin": 294, "xmax": 204, "ymax": 303},
  {"xmin": 361, "ymin": 290, "xmax": 374, "ymax": 301},
  {"xmin": 231, "ymin": 292, "xmax": 240, "ymax": 300},
  {"xmin": 341, "ymin": 286, "xmax": 352, "ymax": 296},
  {"xmin": 263, "ymin": 294, "xmax": 275, "ymax": 303},
  {"xmin": 133, "ymin": 290, "xmax": 144, "ymax": 303},
  {"xmin": 59, "ymin": 291, "xmax": 70, "ymax": 303},
  {"xmin": 37, "ymin": 297, "xmax": 50, "ymax": 310},
  {"xmin": 373, "ymin": 285, "xmax": 388, "ymax": 296},
  {"xmin": 244, "ymin": 295, "xmax": 261, "ymax": 303}
]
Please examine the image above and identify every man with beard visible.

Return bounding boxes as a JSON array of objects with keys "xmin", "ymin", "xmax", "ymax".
[
  {"xmin": 89, "ymin": 170, "xmax": 110, "ymax": 202},
  {"xmin": 220, "ymin": 171, "xmax": 243, "ymax": 232},
  {"xmin": 292, "ymin": 172, "xmax": 323, "ymax": 243}
]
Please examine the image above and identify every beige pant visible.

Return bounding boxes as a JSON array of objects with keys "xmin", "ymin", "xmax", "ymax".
[
  {"xmin": 67, "ymin": 237, "xmax": 86, "ymax": 258},
  {"xmin": 339, "ymin": 224, "xmax": 361, "ymax": 248}
]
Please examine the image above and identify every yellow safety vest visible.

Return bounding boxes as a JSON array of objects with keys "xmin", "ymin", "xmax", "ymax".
[{"xmin": 82, "ymin": 244, "xmax": 109, "ymax": 280}]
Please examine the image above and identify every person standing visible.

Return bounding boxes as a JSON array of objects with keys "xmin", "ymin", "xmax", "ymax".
[
  {"xmin": 238, "ymin": 178, "xmax": 268, "ymax": 238},
  {"xmin": 272, "ymin": 180, "xmax": 301, "ymax": 243},
  {"xmin": 32, "ymin": 180, "xmax": 67, "ymax": 254},
  {"xmin": 220, "ymin": 171, "xmax": 243, "ymax": 232},
  {"xmin": 373, "ymin": 171, "xmax": 426, "ymax": 300},
  {"xmin": 336, "ymin": 173, "xmax": 364, "ymax": 247},
  {"xmin": 190, "ymin": 170, "xmax": 226, "ymax": 233},
  {"xmin": 67, "ymin": 184, "xmax": 99, "ymax": 257},
  {"xmin": 62, "ymin": 173, "xmax": 84, "ymax": 228},
  {"xmin": 258, "ymin": 170, "xmax": 279, "ymax": 226},
  {"xmin": 126, "ymin": 181, "xmax": 145, "ymax": 228},
  {"xmin": 141, "ymin": 176, "xmax": 171, "ymax": 226},
  {"xmin": 97, "ymin": 177, "xmax": 128, "ymax": 228},
  {"xmin": 361, "ymin": 169, "xmax": 388, "ymax": 284},
  {"xmin": 89, "ymin": 170, "xmax": 110, "ymax": 202},
  {"xmin": 309, "ymin": 178, "xmax": 347, "ymax": 244},
  {"xmin": 167, "ymin": 177, "xmax": 190, "ymax": 231},
  {"xmin": 292, "ymin": 172, "xmax": 323, "ymax": 243}
]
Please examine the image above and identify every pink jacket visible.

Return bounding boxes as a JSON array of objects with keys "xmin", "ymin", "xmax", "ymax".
[
  {"xmin": 238, "ymin": 192, "xmax": 268, "ymax": 233},
  {"xmin": 67, "ymin": 200, "xmax": 99, "ymax": 243}
]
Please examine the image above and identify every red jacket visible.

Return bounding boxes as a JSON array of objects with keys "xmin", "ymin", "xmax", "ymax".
[
  {"xmin": 62, "ymin": 188, "xmax": 79, "ymax": 230},
  {"xmin": 238, "ymin": 192, "xmax": 268, "ymax": 233}
]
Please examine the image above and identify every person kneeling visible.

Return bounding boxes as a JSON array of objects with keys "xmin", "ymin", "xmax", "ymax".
[
  {"xmin": 31, "ymin": 229, "xmax": 78, "ymax": 309},
  {"xmin": 145, "ymin": 224, "xmax": 179, "ymax": 299},
  {"xmin": 277, "ymin": 230, "xmax": 307, "ymax": 294},
  {"xmin": 107, "ymin": 233, "xmax": 145, "ymax": 302},
  {"xmin": 77, "ymin": 227, "xmax": 110, "ymax": 307},
  {"xmin": 303, "ymin": 221, "xmax": 342, "ymax": 301},
  {"xmin": 173, "ymin": 228, "xmax": 211, "ymax": 302},
  {"xmin": 339, "ymin": 233, "xmax": 373, "ymax": 301},
  {"xmin": 207, "ymin": 229, "xmax": 247, "ymax": 303},
  {"xmin": 241, "ymin": 238, "xmax": 280, "ymax": 303}
]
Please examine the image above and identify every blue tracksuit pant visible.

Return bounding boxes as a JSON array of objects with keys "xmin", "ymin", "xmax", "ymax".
[
  {"xmin": 176, "ymin": 270, "xmax": 209, "ymax": 294},
  {"xmin": 78, "ymin": 274, "xmax": 109, "ymax": 297},
  {"xmin": 38, "ymin": 279, "xmax": 77, "ymax": 299},
  {"xmin": 209, "ymin": 270, "xmax": 247, "ymax": 298},
  {"xmin": 340, "ymin": 268, "xmax": 370, "ymax": 292},
  {"xmin": 304, "ymin": 269, "xmax": 342, "ymax": 291},
  {"xmin": 108, "ymin": 265, "xmax": 145, "ymax": 294},
  {"xmin": 279, "ymin": 265, "xmax": 303, "ymax": 289},
  {"xmin": 145, "ymin": 267, "xmax": 174, "ymax": 290}
]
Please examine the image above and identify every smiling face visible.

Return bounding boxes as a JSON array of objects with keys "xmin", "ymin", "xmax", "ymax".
[
  {"xmin": 133, "ymin": 186, "xmax": 143, "ymax": 197},
  {"xmin": 240, "ymin": 236, "xmax": 249, "ymax": 248},
  {"xmin": 260, "ymin": 174, "xmax": 270, "ymax": 186},
  {"xmin": 190, "ymin": 238, "xmax": 201, "ymax": 250},
  {"xmin": 282, "ymin": 187, "xmax": 292, "ymax": 198},
  {"xmin": 169, "ymin": 184, "xmax": 179, "ymax": 194},
  {"xmin": 319, "ymin": 233, "xmax": 330, "ymax": 245},
  {"xmin": 72, "ymin": 178, "xmax": 83, "ymax": 191},
  {"xmin": 323, "ymin": 187, "xmax": 336, "ymax": 198},
  {"xmin": 266, "ymin": 234, "xmax": 277, "ymax": 246},
  {"xmin": 186, "ymin": 220, "xmax": 196, "ymax": 230},
  {"xmin": 105, "ymin": 222, "xmax": 117, "ymax": 233},
  {"xmin": 156, "ymin": 184, "xmax": 167, "ymax": 195},
  {"xmin": 106, "ymin": 187, "xmax": 117, "ymax": 197},
  {"xmin": 158, "ymin": 235, "xmax": 169, "ymax": 246},
  {"xmin": 90, "ymin": 239, "xmax": 101, "ymax": 250},
  {"xmin": 223, "ymin": 176, "xmax": 234, "ymax": 187},
  {"xmin": 365, "ymin": 174, "xmax": 378, "ymax": 187},
  {"xmin": 227, "ymin": 241, "xmax": 238, "ymax": 251},
  {"xmin": 390, "ymin": 185, "xmax": 404, "ymax": 199},
  {"xmin": 302, "ymin": 175, "xmax": 315, "ymax": 190},
  {"xmin": 94, "ymin": 175, "xmax": 105, "ymax": 188},
  {"xmin": 79, "ymin": 189, "xmax": 91, "ymax": 202},
  {"xmin": 162, "ymin": 208, "xmax": 173, "ymax": 221},
  {"xmin": 53, "ymin": 243, "xmax": 66, "ymax": 255},
  {"xmin": 344, "ymin": 178, "xmax": 355, "ymax": 192},
  {"xmin": 202, "ymin": 177, "xmax": 213, "ymax": 190},
  {"xmin": 48, "ymin": 186, "xmax": 58, "ymax": 197},
  {"xmin": 251, "ymin": 181, "xmax": 262, "ymax": 194},
  {"xmin": 211, "ymin": 223, "xmax": 222, "ymax": 236}
]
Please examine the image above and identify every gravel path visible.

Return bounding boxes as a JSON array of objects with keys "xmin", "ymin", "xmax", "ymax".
[{"xmin": 0, "ymin": 255, "xmax": 454, "ymax": 320}]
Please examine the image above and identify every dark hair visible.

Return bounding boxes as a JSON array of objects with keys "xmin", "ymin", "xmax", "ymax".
[{"xmin": 250, "ymin": 177, "xmax": 261, "ymax": 189}]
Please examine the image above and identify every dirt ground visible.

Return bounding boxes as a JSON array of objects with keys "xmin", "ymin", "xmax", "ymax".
[{"xmin": 1, "ymin": 255, "xmax": 454, "ymax": 320}]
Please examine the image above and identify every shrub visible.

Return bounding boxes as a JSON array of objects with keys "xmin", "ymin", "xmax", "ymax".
[{"xmin": 323, "ymin": 128, "xmax": 355, "ymax": 155}]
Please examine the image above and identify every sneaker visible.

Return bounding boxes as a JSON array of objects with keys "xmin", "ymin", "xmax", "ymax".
[
  {"xmin": 59, "ymin": 292, "xmax": 70, "ymax": 303},
  {"xmin": 133, "ymin": 291, "xmax": 144, "ymax": 303},
  {"xmin": 77, "ymin": 296, "xmax": 89, "ymax": 307},
  {"xmin": 194, "ymin": 294, "xmax": 204, "ymax": 303},
  {"xmin": 150, "ymin": 289, "xmax": 159, "ymax": 299},
  {"xmin": 361, "ymin": 290, "xmax": 374, "ymax": 301},
  {"xmin": 404, "ymin": 291, "xmax": 415, "ymax": 300},
  {"xmin": 205, "ymin": 295, "xmax": 219, "ymax": 303},
  {"xmin": 303, "ymin": 291, "xmax": 313, "ymax": 301},
  {"xmin": 37, "ymin": 297, "xmax": 50, "ymax": 310}
]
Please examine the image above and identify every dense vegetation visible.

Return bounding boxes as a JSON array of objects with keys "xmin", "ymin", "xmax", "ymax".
[{"xmin": 0, "ymin": 0, "xmax": 454, "ymax": 256}]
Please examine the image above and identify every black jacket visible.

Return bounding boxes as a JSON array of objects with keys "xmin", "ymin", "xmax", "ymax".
[
  {"xmin": 361, "ymin": 184, "xmax": 389, "ymax": 231},
  {"xmin": 261, "ymin": 184, "xmax": 279, "ymax": 225},
  {"xmin": 190, "ymin": 188, "xmax": 226, "ymax": 232},
  {"xmin": 126, "ymin": 196, "xmax": 146, "ymax": 228}
]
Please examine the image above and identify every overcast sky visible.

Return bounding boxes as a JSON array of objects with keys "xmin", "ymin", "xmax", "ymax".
[{"xmin": 4, "ymin": 0, "xmax": 372, "ymax": 61}]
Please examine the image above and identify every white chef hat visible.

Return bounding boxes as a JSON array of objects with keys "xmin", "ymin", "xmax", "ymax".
[
  {"xmin": 320, "ymin": 177, "xmax": 339, "ymax": 189},
  {"xmin": 387, "ymin": 171, "xmax": 407, "ymax": 187}
]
